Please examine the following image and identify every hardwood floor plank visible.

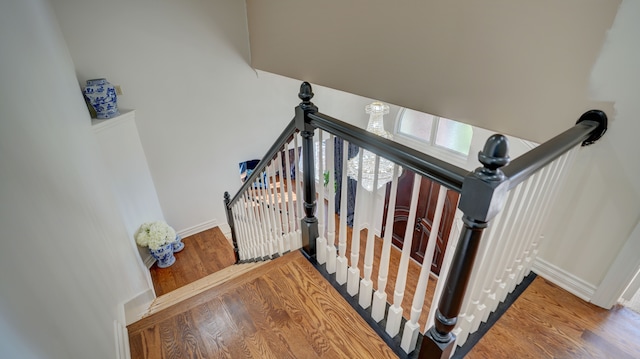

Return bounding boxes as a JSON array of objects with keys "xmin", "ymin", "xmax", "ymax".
[
  {"xmin": 150, "ymin": 227, "xmax": 236, "ymax": 297},
  {"xmin": 129, "ymin": 250, "xmax": 299, "ymax": 334},
  {"xmin": 130, "ymin": 251, "xmax": 398, "ymax": 359},
  {"xmin": 467, "ymin": 277, "xmax": 640, "ymax": 358}
]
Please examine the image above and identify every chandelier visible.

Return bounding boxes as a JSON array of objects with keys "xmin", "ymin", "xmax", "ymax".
[{"xmin": 346, "ymin": 102, "xmax": 400, "ymax": 191}]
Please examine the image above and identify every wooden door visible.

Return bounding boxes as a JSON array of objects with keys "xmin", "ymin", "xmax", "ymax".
[{"xmin": 381, "ymin": 170, "xmax": 459, "ymax": 275}]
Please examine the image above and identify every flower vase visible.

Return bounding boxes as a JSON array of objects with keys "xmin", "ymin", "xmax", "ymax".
[
  {"xmin": 83, "ymin": 78, "xmax": 119, "ymax": 119},
  {"xmin": 149, "ymin": 243, "xmax": 176, "ymax": 268},
  {"xmin": 172, "ymin": 234, "xmax": 184, "ymax": 253}
]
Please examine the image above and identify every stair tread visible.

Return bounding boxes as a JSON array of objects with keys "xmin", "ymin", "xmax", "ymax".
[
  {"xmin": 144, "ymin": 259, "xmax": 270, "ymax": 317},
  {"xmin": 129, "ymin": 251, "xmax": 300, "ymax": 332}
]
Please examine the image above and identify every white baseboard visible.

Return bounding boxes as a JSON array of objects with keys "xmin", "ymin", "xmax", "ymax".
[
  {"xmin": 176, "ymin": 218, "xmax": 218, "ymax": 238},
  {"xmin": 123, "ymin": 288, "xmax": 156, "ymax": 325},
  {"xmin": 113, "ymin": 320, "xmax": 131, "ymax": 359},
  {"xmin": 143, "ymin": 254, "xmax": 156, "ymax": 269},
  {"xmin": 219, "ymin": 222, "xmax": 231, "ymax": 240},
  {"xmin": 532, "ymin": 257, "xmax": 596, "ymax": 302}
]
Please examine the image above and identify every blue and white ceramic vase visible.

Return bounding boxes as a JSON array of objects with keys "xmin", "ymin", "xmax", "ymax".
[
  {"xmin": 149, "ymin": 243, "xmax": 176, "ymax": 268},
  {"xmin": 172, "ymin": 234, "xmax": 185, "ymax": 253},
  {"xmin": 83, "ymin": 78, "xmax": 119, "ymax": 119}
]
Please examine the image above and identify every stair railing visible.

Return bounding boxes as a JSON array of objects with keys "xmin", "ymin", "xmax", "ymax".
[{"xmin": 225, "ymin": 81, "xmax": 607, "ymax": 358}]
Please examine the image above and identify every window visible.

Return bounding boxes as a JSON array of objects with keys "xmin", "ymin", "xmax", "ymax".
[{"xmin": 396, "ymin": 108, "xmax": 473, "ymax": 156}]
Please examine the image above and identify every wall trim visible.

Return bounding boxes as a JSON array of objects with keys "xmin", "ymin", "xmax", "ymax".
[
  {"xmin": 143, "ymin": 254, "xmax": 156, "ymax": 269},
  {"xmin": 176, "ymin": 218, "xmax": 218, "ymax": 238},
  {"xmin": 113, "ymin": 320, "xmax": 131, "ymax": 359},
  {"xmin": 532, "ymin": 257, "xmax": 596, "ymax": 302},
  {"xmin": 123, "ymin": 288, "xmax": 156, "ymax": 325}
]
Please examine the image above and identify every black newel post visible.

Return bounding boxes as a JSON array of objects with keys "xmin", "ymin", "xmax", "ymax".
[
  {"xmin": 295, "ymin": 82, "xmax": 319, "ymax": 257},
  {"xmin": 420, "ymin": 135, "xmax": 510, "ymax": 359},
  {"xmin": 223, "ymin": 191, "xmax": 240, "ymax": 263}
]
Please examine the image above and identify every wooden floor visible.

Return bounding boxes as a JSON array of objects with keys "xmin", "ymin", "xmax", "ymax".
[
  {"xmin": 150, "ymin": 227, "xmax": 236, "ymax": 296},
  {"xmin": 129, "ymin": 251, "xmax": 398, "ymax": 359},
  {"xmin": 141, "ymin": 226, "xmax": 640, "ymax": 358},
  {"xmin": 467, "ymin": 277, "xmax": 640, "ymax": 358}
]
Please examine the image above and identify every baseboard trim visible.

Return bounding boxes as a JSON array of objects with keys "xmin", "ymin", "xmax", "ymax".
[
  {"xmin": 176, "ymin": 219, "xmax": 218, "ymax": 238},
  {"xmin": 143, "ymin": 255, "xmax": 156, "ymax": 269},
  {"xmin": 114, "ymin": 320, "xmax": 131, "ymax": 359},
  {"xmin": 532, "ymin": 257, "xmax": 596, "ymax": 302},
  {"xmin": 219, "ymin": 222, "xmax": 232, "ymax": 241},
  {"xmin": 123, "ymin": 288, "xmax": 156, "ymax": 325}
]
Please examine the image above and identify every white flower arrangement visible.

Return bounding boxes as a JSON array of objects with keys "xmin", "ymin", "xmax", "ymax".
[{"xmin": 135, "ymin": 221, "xmax": 177, "ymax": 251}]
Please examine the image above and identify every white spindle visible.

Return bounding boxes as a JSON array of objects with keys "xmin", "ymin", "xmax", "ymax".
[
  {"xmin": 401, "ymin": 185, "xmax": 447, "ymax": 353},
  {"xmin": 284, "ymin": 143, "xmax": 297, "ymax": 248},
  {"xmin": 358, "ymin": 154, "xmax": 379, "ymax": 306},
  {"xmin": 257, "ymin": 170, "xmax": 276, "ymax": 258},
  {"xmin": 244, "ymin": 191, "xmax": 262, "ymax": 259},
  {"xmin": 523, "ymin": 149, "xmax": 577, "ymax": 277},
  {"xmin": 325, "ymin": 135, "xmax": 337, "ymax": 274},
  {"xmin": 275, "ymin": 151, "xmax": 291, "ymax": 253},
  {"xmin": 386, "ymin": 172, "xmax": 421, "ymax": 337},
  {"xmin": 335, "ymin": 139, "xmax": 350, "ymax": 285},
  {"xmin": 455, "ymin": 203, "xmax": 505, "ymax": 344},
  {"xmin": 493, "ymin": 176, "xmax": 537, "ymax": 304},
  {"xmin": 347, "ymin": 150, "xmax": 365, "ymax": 295},
  {"xmin": 237, "ymin": 199, "xmax": 252, "ymax": 261},
  {"xmin": 316, "ymin": 131, "xmax": 327, "ymax": 264},
  {"xmin": 426, "ymin": 207, "xmax": 463, "ymax": 332},
  {"xmin": 267, "ymin": 162, "xmax": 284, "ymax": 255},
  {"xmin": 507, "ymin": 168, "xmax": 549, "ymax": 292},
  {"xmin": 481, "ymin": 182, "xmax": 527, "ymax": 320},
  {"xmin": 231, "ymin": 202, "xmax": 245, "ymax": 261},
  {"xmin": 372, "ymin": 164, "xmax": 400, "ymax": 322},
  {"xmin": 294, "ymin": 133, "xmax": 304, "ymax": 248}
]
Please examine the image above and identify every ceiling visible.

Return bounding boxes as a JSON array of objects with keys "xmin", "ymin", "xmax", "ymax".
[{"xmin": 246, "ymin": 0, "xmax": 619, "ymax": 143}]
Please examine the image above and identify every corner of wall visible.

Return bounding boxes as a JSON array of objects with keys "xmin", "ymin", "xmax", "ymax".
[
  {"xmin": 123, "ymin": 289, "xmax": 156, "ymax": 326},
  {"xmin": 532, "ymin": 257, "xmax": 597, "ymax": 302},
  {"xmin": 176, "ymin": 219, "xmax": 218, "ymax": 239},
  {"xmin": 113, "ymin": 320, "xmax": 131, "ymax": 359}
]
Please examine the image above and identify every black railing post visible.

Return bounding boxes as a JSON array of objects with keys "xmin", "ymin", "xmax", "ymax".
[
  {"xmin": 420, "ymin": 134, "xmax": 511, "ymax": 359},
  {"xmin": 295, "ymin": 82, "xmax": 319, "ymax": 257},
  {"xmin": 223, "ymin": 191, "xmax": 240, "ymax": 263}
]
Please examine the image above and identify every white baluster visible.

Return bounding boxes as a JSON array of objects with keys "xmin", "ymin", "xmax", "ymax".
[
  {"xmin": 243, "ymin": 192, "xmax": 259, "ymax": 259},
  {"xmin": 275, "ymin": 151, "xmax": 291, "ymax": 253},
  {"xmin": 326, "ymin": 135, "xmax": 337, "ymax": 274},
  {"xmin": 517, "ymin": 150, "xmax": 571, "ymax": 281},
  {"xmin": 358, "ymin": 154, "xmax": 379, "ymax": 306},
  {"xmin": 316, "ymin": 130, "xmax": 327, "ymax": 264},
  {"xmin": 347, "ymin": 150, "xmax": 365, "ymax": 296},
  {"xmin": 426, "ymin": 207, "xmax": 463, "ymax": 332},
  {"xmin": 455, "ymin": 212, "xmax": 501, "ymax": 343},
  {"xmin": 257, "ymin": 170, "xmax": 275, "ymax": 258},
  {"xmin": 336, "ymin": 139, "xmax": 350, "ymax": 285},
  {"xmin": 293, "ymin": 133, "xmax": 304, "ymax": 248},
  {"xmin": 372, "ymin": 164, "xmax": 399, "ymax": 322},
  {"xmin": 483, "ymin": 183, "xmax": 526, "ymax": 320},
  {"xmin": 524, "ymin": 148, "xmax": 577, "ymax": 277},
  {"xmin": 246, "ymin": 191, "xmax": 264, "ymax": 259},
  {"xmin": 284, "ymin": 143, "xmax": 297, "ymax": 249},
  {"xmin": 231, "ymin": 202, "xmax": 245, "ymax": 261},
  {"xmin": 267, "ymin": 161, "xmax": 284, "ymax": 255},
  {"xmin": 401, "ymin": 185, "xmax": 447, "ymax": 353},
  {"xmin": 507, "ymin": 169, "xmax": 548, "ymax": 292},
  {"xmin": 386, "ymin": 173, "xmax": 421, "ymax": 337},
  {"xmin": 494, "ymin": 176, "xmax": 537, "ymax": 304}
]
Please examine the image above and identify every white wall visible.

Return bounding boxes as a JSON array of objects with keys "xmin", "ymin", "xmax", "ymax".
[
  {"xmin": 538, "ymin": 0, "xmax": 640, "ymax": 296},
  {"xmin": 0, "ymin": 0, "xmax": 151, "ymax": 358},
  {"xmin": 50, "ymin": 0, "xmax": 304, "ymax": 234}
]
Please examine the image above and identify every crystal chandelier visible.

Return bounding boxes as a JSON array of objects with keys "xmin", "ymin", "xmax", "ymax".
[{"xmin": 347, "ymin": 102, "xmax": 400, "ymax": 191}]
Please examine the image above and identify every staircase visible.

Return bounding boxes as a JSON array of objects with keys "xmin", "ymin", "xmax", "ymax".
[
  {"xmin": 221, "ymin": 82, "xmax": 608, "ymax": 358},
  {"xmin": 128, "ymin": 250, "xmax": 398, "ymax": 358},
  {"xmin": 128, "ymin": 82, "xmax": 608, "ymax": 358}
]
